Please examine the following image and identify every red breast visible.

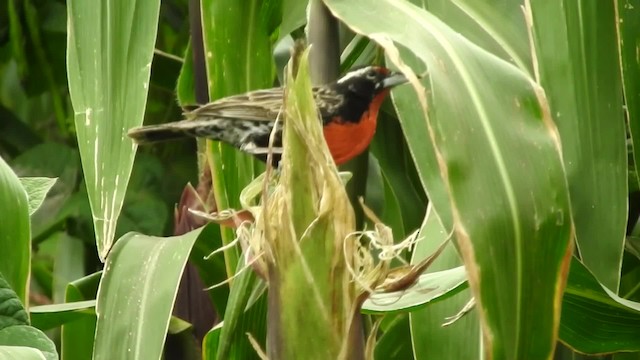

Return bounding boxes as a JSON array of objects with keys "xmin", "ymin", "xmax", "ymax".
[{"xmin": 323, "ymin": 90, "xmax": 389, "ymax": 165}]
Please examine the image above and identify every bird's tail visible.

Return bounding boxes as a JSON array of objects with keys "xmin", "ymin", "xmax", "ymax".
[{"xmin": 127, "ymin": 119, "xmax": 221, "ymax": 144}]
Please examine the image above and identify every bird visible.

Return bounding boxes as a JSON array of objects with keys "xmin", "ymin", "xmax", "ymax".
[{"xmin": 128, "ymin": 66, "xmax": 408, "ymax": 165}]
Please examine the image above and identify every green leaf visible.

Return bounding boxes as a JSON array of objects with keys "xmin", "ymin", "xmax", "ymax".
[
  {"xmin": 93, "ymin": 229, "xmax": 203, "ymax": 360},
  {"xmin": 280, "ymin": 0, "xmax": 307, "ymax": 40},
  {"xmin": 528, "ymin": 0, "xmax": 627, "ymax": 291},
  {"xmin": 618, "ymin": 0, "xmax": 640, "ymax": 188},
  {"xmin": 19, "ymin": 178, "xmax": 57, "ymax": 215},
  {"xmin": 374, "ymin": 314, "xmax": 414, "ymax": 360},
  {"xmin": 67, "ymin": 0, "xmax": 162, "ymax": 260},
  {"xmin": 370, "ymin": 252, "xmax": 640, "ymax": 354},
  {"xmin": 202, "ymin": 323, "xmax": 222, "ymax": 359},
  {"xmin": 214, "ymin": 266, "xmax": 266, "ymax": 360},
  {"xmin": 65, "ymin": 272, "xmax": 101, "ymax": 302},
  {"xmin": 61, "ymin": 272, "xmax": 101, "ymax": 360},
  {"xmin": 167, "ymin": 316, "xmax": 193, "ymax": 335},
  {"xmin": 0, "ymin": 346, "xmax": 47, "ymax": 360},
  {"xmin": 406, "ymin": 209, "xmax": 640, "ymax": 355},
  {"xmin": 361, "ymin": 266, "xmax": 467, "ymax": 314},
  {"xmin": 324, "ymin": 1, "xmax": 573, "ymax": 359},
  {"xmin": 0, "ymin": 275, "xmax": 29, "ymax": 329},
  {"xmin": 410, "ymin": 205, "xmax": 480, "ymax": 360},
  {"xmin": 0, "ymin": 326, "xmax": 57, "ymax": 360},
  {"xmin": 424, "ymin": 0, "xmax": 532, "ymax": 74},
  {"xmin": 560, "ymin": 258, "xmax": 640, "ymax": 354},
  {"xmin": 52, "ymin": 233, "xmax": 85, "ymax": 304},
  {"xmin": 0, "ymin": 275, "xmax": 57, "ymax": 360},
  {"xmin": 0, "ymin": 156, "xmax": 30, "ymax": 305},
  {"xmin": 176, "ymin": 40, "xmax": 196, "ymax": 106},
  {"xmin": 369, "ymin": 110, "xmax": 427, "ymax": 238},
  {"xmin": 30, "ymin": 300, "xmax": 95, "ymax": 331},
  {"xmin": 339, "ymin": 35, "xmax": 376, "ymax": 72}
]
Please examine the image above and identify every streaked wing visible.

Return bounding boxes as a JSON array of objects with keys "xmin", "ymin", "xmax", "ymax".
[
  {"xmin": 184, "ymin": 86, "xmax": 344, "ymax": 122},
  {"xmin": 185, "ymin": 89, "xmax": 284, "ymax": 121}
]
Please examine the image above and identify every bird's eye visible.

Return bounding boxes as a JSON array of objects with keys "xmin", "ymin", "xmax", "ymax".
[{"xmin": 366, "ymin": 69, "xmax": 378, "ymax": 79}]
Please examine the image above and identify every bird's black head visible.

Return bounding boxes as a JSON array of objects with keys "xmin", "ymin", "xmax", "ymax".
[
  {"xmin": 334, "ymin": 66, "xmax": 408, "ymax": 99},
  {"xmin": 327, "ymin": 66, "xmax": 407, "ymax": 124}
]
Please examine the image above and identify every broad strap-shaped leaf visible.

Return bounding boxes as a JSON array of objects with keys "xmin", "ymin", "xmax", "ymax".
[
  {"xmin": 93, "ymin": 230, "xmax": 202, "ymax": 360},
  {"xmin": 373, "ymin": 314, "xmax": 414, "ymax": 360},
  {"xmin": 618, "ymin": 0, "xmax": 640, "ymax": 188},
  {"xmin": 372, "ymin": 254, "xmax": 640, "ymax": 354},
  {"xmin": 560, "ymin": 257, "xmax": 640, "ymax": 354},
  {"xmin": 409, "ymin": 205, "xmax": 480, "ymax": 360},
  {"xmin": 67, "ymin": 0, "xmax": 161, "ymax": 260},
  {"xmin": 424, "ymin": 0, "xmax": 532, "ymax": 74},
  {"xmin": 528, "ymin": 0, "xmax": 627, "ymax": 291},
  {"xmin": 324, "ymin": 0, "xmax": 573, "ymax": 358},
  {"xmin": 0, "ymin": 156, "xmax": 30, "ymax": 305}
]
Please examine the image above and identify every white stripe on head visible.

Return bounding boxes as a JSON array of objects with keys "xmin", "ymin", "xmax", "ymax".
[{"xmin": 337, "ymin": 66, "xmax": 377, "ymax": 84}]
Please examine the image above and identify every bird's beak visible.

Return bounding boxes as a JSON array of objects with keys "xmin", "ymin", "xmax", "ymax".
[{"xmin": 381, "ymin": 72, "xmax": 409, "ymax": 89}]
